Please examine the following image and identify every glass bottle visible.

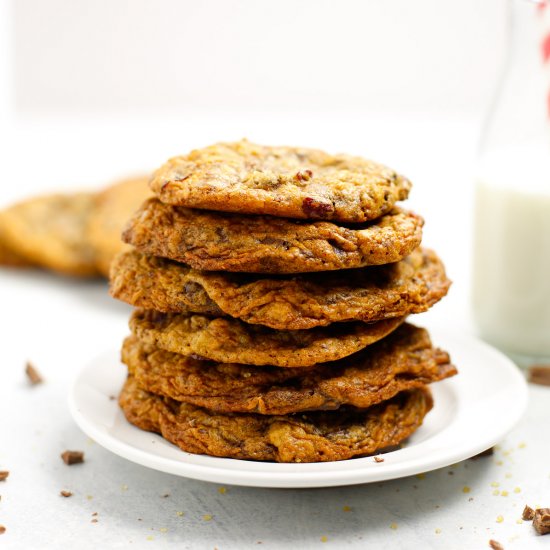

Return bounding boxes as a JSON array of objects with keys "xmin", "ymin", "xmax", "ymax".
[{"xmin": 472, "ymin": 0, "xmax": 550, "ymax": 367}]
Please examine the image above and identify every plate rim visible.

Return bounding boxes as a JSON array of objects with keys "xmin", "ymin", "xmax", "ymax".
[{"xmin": 68, "ymin": 328, "xmax": 528, "ymax": 488}]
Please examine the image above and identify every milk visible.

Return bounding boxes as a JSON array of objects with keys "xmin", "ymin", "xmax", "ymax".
[{"xmin": 472, "ymin": 144, "xmax": 550, "ymax": 362}]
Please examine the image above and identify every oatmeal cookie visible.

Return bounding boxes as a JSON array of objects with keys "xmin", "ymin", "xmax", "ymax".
[
  {"xmin": 150, "ymin": 140, "xmax": 411, "ymax": 222},
  {"xmin": 122, "ymin": 198, "xmax": 423, "ymax": 273},
  {"xmin": 129, "ymin": 309, "xmax": 404, "ymax": 367},
  {"xmin": 122, "ymin": 323, "xmax": 456, "ymax": 415},
  {"xmin": 110, "ymin": 248, "xmax": 449, "ymax": 329},
  {"xmin": 119, "ymin": 376, "xmax": 433, "ymax": 462}
]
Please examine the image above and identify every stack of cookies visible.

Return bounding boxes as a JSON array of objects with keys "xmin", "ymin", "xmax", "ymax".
[{"xmin": 110, "ymin": 140, "xmax": 457, "ymax": 463}]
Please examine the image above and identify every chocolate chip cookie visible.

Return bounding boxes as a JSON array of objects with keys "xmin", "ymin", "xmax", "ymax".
[
  {"xmin": 87, "ymin": 176, "xmax": 151, "ymax": 276},
  {"xmin": 150, "ymin": 140, "xmax": 411, "ymax": 222},
  {"xmin": 119, "ymin": 376, "xmax": 433, "ymax": 462},
  {"xmin": 0, "ymin": 193, "xmax": 98, "ymax": 276},
  {"xmin": 122, "ymin": 198, "xmax": 423, "ymax": 273},
  {"xmin": 122, "ymin": 323, "xmax": 456, "ymax": 415},
  {"xmin": 111, "ymin": 247, "xmax": 449, "ymax": 329},
  {"xmin": 129, "ymin": 309, "xmax": 404, "ymax": 367}
]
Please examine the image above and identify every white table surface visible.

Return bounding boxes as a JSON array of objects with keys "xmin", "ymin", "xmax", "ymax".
[{"xmin": 0, "ymin": 114, "xmax": 548, "ymax": 550}]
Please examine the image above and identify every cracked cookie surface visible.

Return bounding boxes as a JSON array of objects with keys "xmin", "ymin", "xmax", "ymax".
[
  {"xmin": 122, "ymin": 198, "xmax": 423, "ymax": 273},
  {"xmin": 149, "ymin": 140, "xmax": 411, "ymax": 222},
  {"xmin": 111, "ymin": 247, "xmax": 449, "ymax": 329},
  {"xmin": 129, "ymin": 309, "xmax": 404, "ymax": 367}
]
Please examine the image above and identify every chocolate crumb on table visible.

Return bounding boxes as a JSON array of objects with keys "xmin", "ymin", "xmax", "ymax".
[
  {"xmin": 0, "ymin": 526, "xmax": 5, "ymax": 535},
  {"xmin": 60, "ymin": 490, "xmax": 73, "ymax": 497},
  {"xmin": 25, "ymin": 361, "xmax": 43, "ymax": 385},
  {"xmin": 533, "ymin": 508, "xmax": 550, "ymax": 535},
  {"xmin": 0, "ymin": 471, "xmax": 9, "ymax": 481},
  {"xmin": 61, "ymin": 450, "xmax": 85, "ymax": 465},
  {"xmin": 488, "ymin": 540, "xmax": 504, "ymax": 550},
  {"xmin": 528, "ymin": 365, "xmax": 550, "ymax": 386},
  {"xmin": 523, "ymin": 505, "xmax": 535, "ymax": 521},
  {"xmin": 470, "ymin": 447, "xmax": 494, "ymax": 459}
]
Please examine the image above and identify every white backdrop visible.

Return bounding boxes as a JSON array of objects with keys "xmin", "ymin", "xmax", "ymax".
[
  {"xmin": 1, "ymin": 0, "xmax": 505, "ymax": 307},
  {"xmin": 11, "ymin": 0, "xmax": 506, "ymax": 117}
]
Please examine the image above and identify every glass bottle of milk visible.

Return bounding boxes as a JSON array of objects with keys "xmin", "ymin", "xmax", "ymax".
[{"xmin": 473, "ymin": 0, "xmax": 550, "ymax": 367}]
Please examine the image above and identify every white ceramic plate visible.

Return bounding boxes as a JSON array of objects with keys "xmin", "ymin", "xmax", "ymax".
[{"xmin": 68, "ymin": 328, "xmax": 528, "ymax": 488}]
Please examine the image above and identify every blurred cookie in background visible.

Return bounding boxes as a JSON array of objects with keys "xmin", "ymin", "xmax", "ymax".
[
  {"xmin": 87, "ymin": 176, "xmax": 151, "ymax": 277},
  {"xmin": 0, "ymin": 193, "xmax": 99, "ymax": 276},
  {"xmin": 0, "ymin": 175, "xmax": 151, "ymax": 278},
  {"xmin": 0, "ymin": 221, "xmax": 34, "ymax": 268}
]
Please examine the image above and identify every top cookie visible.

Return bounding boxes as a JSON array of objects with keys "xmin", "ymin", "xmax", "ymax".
[{"xmin": 150, "ymin": 140, "xmax": 411, "ymax": 222}]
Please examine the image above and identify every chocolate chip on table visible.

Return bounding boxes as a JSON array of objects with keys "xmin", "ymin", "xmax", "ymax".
[
  {"xmin": 61, "ymin": 451, "xmax": 84, "ymax": 465},
  {"xmin": 0, "ymin": 525, "xmax": 5, "ymax": 535},
  {"xmin": 469, "ymin": 447, "xmax": 494, "ymax": 460},
  {"xmin": 60, "ymin": 490, "xmax": 73, "ymax": 497},
  {"xmin": 0, "ymin": 471, "xmax": 9, "ymax": 481},
  {"xmin": 533, "ymin": 508, "xmax": 550, "ymax": 535},
  {"xmin": 522, "ymin": 505, "xmax": 535, "ymax": 521},
  {"xmin": 25, "ymin": 361, "xmax": 43, "ymax": 385},
  {"xmin": 488, "ymin": 540, "xmax": 504, "ymax": 550},
  {"xmin": 528, "ymin": 365, "xmax": 550, "ymax": 386}
]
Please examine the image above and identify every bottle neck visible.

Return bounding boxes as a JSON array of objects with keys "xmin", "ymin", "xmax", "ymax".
[{"xmin": 479, "ymin": 0, "xmax": 550, "ymax": 155}]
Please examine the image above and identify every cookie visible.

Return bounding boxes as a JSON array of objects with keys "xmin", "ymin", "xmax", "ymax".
[
  {"xmin": 86, "ymin": 176, "xmax": 151, "ymax": 276},
  {"xmin": 129, "ymin": 309, "xmax": 404, "ymax": 367},
  {"xmin": 122, "ymin": 323, "xmax": 456, "ymax": 415},
  {"xmin": 119, "ymin": 376, "xmax": 433, "ymax": 462},
  {"xmin": 111, "ymin": 248, "xmax": 449, "ymax": 329},
  {"xmin": 110, "ymin": 250, "xmax": 224, "ymax": 317},
  {"xmin": 149, "ymin": 140, "xmax": 411, "ymax": 222},
  {"xmin": 0, "ymin": 193, "xmax": 98, "ymax": 276},
  {"xmin": 122, "ymin": 198, "xmax": 423, "ymax": 273},
  {"xmin": 0, "ymin": 220, "xmax": 33, "ymax": 267}
]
